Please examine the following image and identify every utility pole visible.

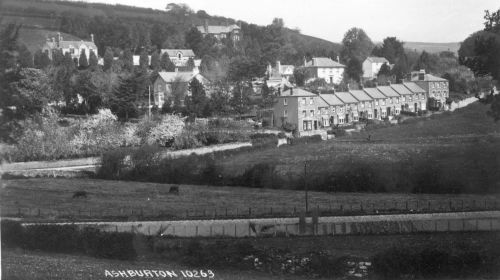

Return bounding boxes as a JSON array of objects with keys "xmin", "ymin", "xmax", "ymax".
[{"xmin": 304, "ymin": 161, "xmax": 309, "ymax": 213}]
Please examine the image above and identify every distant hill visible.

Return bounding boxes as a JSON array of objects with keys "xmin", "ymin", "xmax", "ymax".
[
  {"xmin": 0, "ymin": 0, "xmax": 342, "ymax": 60},
  {"xmin": 403, "ymin": 42, "xmax": 461, "ymax": 54}
]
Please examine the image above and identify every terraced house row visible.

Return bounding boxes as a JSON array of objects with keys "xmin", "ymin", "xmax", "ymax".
[{"xmin": 273, "ymin": 79, "xmax": 447, "ymax": 137}]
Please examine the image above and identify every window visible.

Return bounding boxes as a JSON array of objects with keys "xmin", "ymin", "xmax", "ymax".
[
  {"xmin": 70, "ymin": 48, "xmax": 75, "ymax": 54},
  {"xmin": 158, "ymin": 84, "xmax": 162, "ymax": 91},
  {"xmin": 301, "ymin": 98, "xmax": 306, "ymax": 105},
  {"xmin": 403, "ymin": 96, "xmax": 406, "ymax": 102},
  {"xmin": 332, "ymin": 107, "xmax": 336, "ymax": 113},
  {"xmin": 339, "ymin": 117, "xmax": 344, "ymax": 124},
  {"xmin": 323, "ymin": 118, "xmax": 329, "ymax": 127},
  {"xmin": 310, "ymin": 110, "xmax": 314, "ymax": 117},
  {"xmin": 309, "ymin": 97, "xmax": 314, "ymax": 105},
  {"xmin": 390, "ymin": 98, "xmax": 393, "ymax": 104},
  {"xmin": 303, "ymin": 120, "xmax": 313, "ymax": 131},
  {"xmin": 375, "ymin": 100, "xmax": 379, "ymax": 106},
  {"xmin": 283, "ymin": 110, "xmax": 287, "ymax": 117},
  {"xmin": 382, "ymin": 100, "xmax": 386, "ymax": 105},
  {"xmin": 284, "ymin": 98, "xmax": 288, "ymax": 106},
  {"xmin": 177, "ymin": 53, "xmax": 182, "ymax": 59},
  {"xmin": 368, "ymin": 113, "xmax": 373, "ymax": 119},
  {"xmin": 409, "ymin": 96, "xmax": 412, "ymax": 102},
  {"xmin": 396, "ymin": 97, "xmax": 400, "ymax": 104},
  {"xmin": 368, "ymin": 102, "xmax": 372, "ymax": 108},
  {"xmin": 302, "ymin": 110, "xmax": 306, "ymax": 117},
  {"xmin": 361, "ymin": 102, "xmax": 365, "ymax": 108}
]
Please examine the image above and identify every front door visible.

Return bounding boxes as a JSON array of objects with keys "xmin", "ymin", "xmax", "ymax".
[
  {"xmin": 414, "ymin": 103, "xmax": 418, "ymax": 112},
  {"xmin": 374, "ymin": 109, "xmax": 378, "ymax": 119},
  {"xmin": 387, "ymin": 107, "xmax": 391, "ymax": 116},
  {"xmin": 345, "ymin": 114, "xmax": 349, "ymax": 123},
  {"xmin": 314, "ymin": 120, "xmax": 318, "ymax": 130}
]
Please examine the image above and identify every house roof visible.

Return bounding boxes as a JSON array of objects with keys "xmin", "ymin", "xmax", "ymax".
[
  {"xmin": 305, "ymin": 57, "xmax": 345, "ymax": 68},
  {"xmin": 423, "ymin": 74, "xmax": 448, "ymax": 82},
  {"xmin": 320, "ymin": 93, "xmax": 344, "ymax": 106},
  {"xmin": 279, "ymin": 65, "xmax": 295, "ymax": 74},
  {"xmin": 196, "ymin": 25, "xmax": 240, "ymax": 34},
  {"xmin": 363, "ymin": 87, "xmax": 386, "ymax": 99},
  {"xmin": 316, "ymin": 95, "xmax": 329, "ymax": 107},
  {"xmin": 377, "ymin": 86, "xmax": 400, "ymax": 97},
  {"xmin": 280, "ymin": 88, "xmax": 316, "ymax": 97},
  {"xmin": 349, "ymin": 90, "xmax": 373, "ymax": 101},
  {"xmin": 160, "ymin": 49, "xmax": 196, "ymax": 57},
  {"xmin": 403, "ymin": 82, "xmax": 426, "ymax": 94},
  {"xmin": 390, "ymin": 84, "xmax": 413, "ymax": 96},
  {"xmin": 45, "ymin": 40, "xmax": 98, "ymax": 50},
  {"xmin": 365, "ymin": 56, "xmax": 389, "ymax": 64},
  {"xmin": 158, "ymin": 71, "xmax": 205, "ymax": 83},
  {"xmin": 335, "ymin": 91, "xmax": 358, "ymax": 104}
]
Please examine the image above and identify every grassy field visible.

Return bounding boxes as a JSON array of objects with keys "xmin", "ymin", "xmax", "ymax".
[
  {"xmin": 1, "ymin": 178, "xmax": 498, "ymax": 220},
  {"xmin": 3, "ymin": 232, "xmax": 499, "ymax": 279}
]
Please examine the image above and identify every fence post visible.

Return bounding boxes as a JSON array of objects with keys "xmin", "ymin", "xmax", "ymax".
[
  {"xmin": 449, "ymin": 201, "xmax": 452, "ymax": 211},
  {"xmin": 225, "ymin": 208, "xmax": 228, "ymax": 217},
  {"xmin": 360, "ymin": 203, "xmax": 363, "ymax": 212},
  {"xmin": 270, "ymin": 207, "xmax": 273, "ymax": 216},
  {"xmin": 196, "ymin": 226, "xmax": 198, "ymax": 237},
  {"xmin": 340, "ymin": 204, "xmax": 344, "ymax": 213},
  {"xmin": 234, "ymin": 224, "xmax": 237, "ymax": 237},
  {"xmin": 249, "ymin": 207, "xmax": 252, "ymax": 217},
  {"xmin": 434, "ymin": 220, "xmax": 438, "ymax": 232},
  {"xmin": 405, "ymin": 201, "xmax": 408, "ymax": 211},
  {"xmin": 428, "ymin": 201, "xmax": 431, "ymax": 211},
  {"xmin": 38, "ymin": 208, "xmax": 41, "ymax": 217}
]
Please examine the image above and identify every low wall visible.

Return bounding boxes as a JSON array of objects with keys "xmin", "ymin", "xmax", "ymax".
[
  {"xmin": 25, "ymin": 211, "xmax": 500, "ymax": 238},
  {"xmin": 449, "ymin": 96, "xmax": 479, "ymax": 112}
]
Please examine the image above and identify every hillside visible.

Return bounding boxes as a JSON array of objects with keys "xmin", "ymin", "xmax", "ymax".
[
  {"xmin": 0, "ymin": 0, "xmax": 342, "ymax": 59},
  {"xmin": 404, "ymin": 41, "xmax": 460, "ymax": 54},
  {"xmin": 17, "ymin": 27, "xmax": 82, "ymax": 53}
]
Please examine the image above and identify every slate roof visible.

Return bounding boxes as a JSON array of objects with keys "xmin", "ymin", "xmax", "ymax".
[
  {"xmin": 280, "ymin": 88, "xmax": 316, "ymax": 97},
  {"xmin": 320, "ymin": 93, "xmax": 344, "ymax": 106},
  {"xmin": 422, "ymin": 74, "xmax": 448, "ymax": 82},
  {"xmin": 363, "ymin": 87, "xmax": 386, "ymax": 99},
  {"xmin": 378, "ymin": 86, "xmax": 400, "ymax": 97},
  {"xmin": 305, "ymin": 57, "xmax": 345, "ymax": 68},
  {"xmin": 390, "ymin": 84, "xmax": 413, "ymax": 96},
  {"xmin": 196, "ymin": 24, "xmax": 240, "ymax": 34},
  {"xmin": 335, "ymin": 91, "xmax": 358, "ymax": 104},
  {"xmin": 160, "ymin": 49, "xmax": 196, "ymax": 57},
  {"xmin": 365, "ymin": 56, "xmax": 389, "ymax": 64},
  {"xmin": 349, "ymin": 90, "xmax": 373, "ymax": 101},
  {"xmin": 158, "ymin": 72, "xmax": 205, "ymax": 83},
  {"xmin": 403, "ymin": 82, "xmax": 426, "ymax": 94},
  {"xmin": 45, "ymin": 40, "xmax": 97, "ymax": 50}
]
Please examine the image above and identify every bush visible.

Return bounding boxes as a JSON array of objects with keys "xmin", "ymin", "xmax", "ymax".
[
  {"xmin": 282, "ymin": 122, "xmax": 296, "ymax": 133},
  {"xmin": 146, "ymin": 114, "xmax": 184, "ymax": 146},
  {"xmin": 329, "ymin": 128, "xmax": 346, "ymax": 137},
  {"xmin": 1, "ymin": 220, "xmax": 136, "ymax": 260},
  {"xmin": 289, "ymin": 135, "xmax": 322, "ymax": 145},
  {"xmin": 277, "ymin": 132, "xmax": 286, "ymax": 138},
  {"xmin": 250, "ymin": 133, "xmax": 278, "ymax": 148},
  {"xmin": 97, "ymin": 148, "xmax": 130, "ymax": 179},
  {"xmin": 172, "ymin": 129, "xmax": 202, "ymax": 150}
]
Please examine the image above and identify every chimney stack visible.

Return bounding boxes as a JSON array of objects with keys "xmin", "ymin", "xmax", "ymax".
[
  {"xmin": 303, "ymin": 56, "xmax": 307, "ymax": 66},
  {"xmin": 337, "ymin": 56, "xmax": 340, "ymax": 63},
  {"xmin": 290, "ymin": 87, "xmax": 293, "ymax": 95},
  {"xmin": 204, "ymin": 19, "xmax": 209, "ymax": 33},
  {"xmin": 91, "ymin": 34, "xmax": 94, "ymax": 43},
  {"xmin": 276, "ymin": 60, "xmax": 281, "ymax": 72},
  {"xmin": 175, "ymin": 67, "xmax": 178, "ymax": 73},
  {"xmin": 418, "ymin": 69, "xmax": 425, "ymax": 81},
  {"xmin": 57, "ymin": 32, "xmax": 62, "ymax": 48}
]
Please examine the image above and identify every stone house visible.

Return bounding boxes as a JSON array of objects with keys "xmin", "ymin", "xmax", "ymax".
[
  {"xmin": 303, "ymin": 57, "xmax": 345, "ymax": 85},
  {"xmin": 377, "ymin": 85, "xmax": 402, "ymax": 116},
  {"xmin": 159, "ymin": 49, "xmax": 196, "ymax": 67},
  {"xmin": 411, "ymin": 70, "xmax": 449, "ymax": 110},
  {"xmin": 349, "ymin": 90, "xmax": 374, "ymax": 119},
  {"xmin": 363, "ymin": 87, "xmax": 389, "ymax": 120},
  {"xmin": 42, "ymin": 32, "xmax": 97, "ymax": 62},
  {"xmin": 319, "ymin": 93, "xmax": 346, "ymax": 125},
  {"xmin": 334, "ymin": 91, "xmax": 360, "ymax": 123},
  {"xmin": 196, "ymin": 21, "xmax": 241, "ymax": 42},
  {"xmin": 362, "ymin": 57, "xmax": 390, "ymax": 79}
]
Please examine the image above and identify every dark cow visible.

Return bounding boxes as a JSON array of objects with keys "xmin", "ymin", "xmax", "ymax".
[
  {"xmin": 72, "ymin": 191, "xmax": 88, "ymax": 198},
  {"xmin": 169, "ymin": 186, "xmax": 179, "ymax": 195}
]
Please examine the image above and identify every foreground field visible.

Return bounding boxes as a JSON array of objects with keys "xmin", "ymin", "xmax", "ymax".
[
  {"xmin": 1, "ymin": 178, "xmax": 499, "ymax": 220},
  {"xmin": 3, "ymin": 232, "xmax": 499, "ymax": 279}
]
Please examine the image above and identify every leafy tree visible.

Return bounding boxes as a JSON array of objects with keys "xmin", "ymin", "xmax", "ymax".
[
  {"xmin": 51, "ymin": 49, "xmax": 65, "ymax": 67},
  {"xmin": 78, "ymin": 49, "xmax": 89, "ymax": 69},
  {"xmin": 230, "ymin": 82, "xmax": 252, "ymax": 115},
  {"xmin": 414, "ymin": 51, "xmax": 439, "ymax": 73},
  {"xmin": 378, "ymin": 62, "xmax": 391, "ymax": 76},
  {"xmin": 345, "ymin": 56, "xmax": 363, "ymax": 82},
  {"xmin": 185, "ymin": 78, "xmax": 209, "ymax": 117},
  {"xmin": 139, "ymin": 50, "xmax": 149, "ymax": 69},
  {"xmin": 34, "ymin": 50, "xmax": 51, "ymax": 69},
  {"xmin": 208, "ymin": 81, "xmax": 232, "ymax": 116},
  {"xmin": 17, "ymin": 44, "xmax": 34, "ymax": 68},
  {"xmin": 341, "ymin": 27, "xmax": 374, "ymax": 63},
  {"xmin": 103, "ymin": 47, "xmax": 114, "ymax": 71},
  {"xmin": 160, "ymin": 52, "xmax": 175, "ymax": 71},
  {"xmin": 88, "ymin": 50, "xmax": 99, "ymax": 69},
  {"xmin": 74, "ymin": 70, "xmax": 101, "ymax": 114},
  {"xmin": 150, "ymin": 50, "xmax": 160, "ymax": 71},
  {"xmin": 371, "ymin": 37, "xmax": 405, "ymax": 64},
  {"xmin": 341, "ymin": 28, "xmax": 373, "ymax": 80},
  {"xmin": 186, "ymin": 57, "xmax": 195, "ymax": 71},
  {"xmin": 185, "ymin": 27, "xmax": 203, "ymax": 55},
  {"xmin": 293, "ymin": 67, "xmax": 309, "ymax": 86}
]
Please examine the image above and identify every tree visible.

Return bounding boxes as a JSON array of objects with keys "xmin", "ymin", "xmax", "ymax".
[
  {"xmin": 150, "ymin": 50, "xmax": 160, "ymax": 71},
  {"xmin": 345, "ymin": 57, "xmax": 363, "ymax": 82},
  {"xmin": 78, "ymin": 49, "xmax": 89, "ymax": 69},
  {"xmin": 208, "ymin": 81, "xmax": 232, "ymax": 116},
  {"xmin": 34, "ymin": 50, "xmax": 51, "ymax": 69},
  {"xmin": 17, "ymin": 44, "xmax": 34, "ymax": 68},
  {"xmin": 378, "ymin": 62, "xmax": 391, "ymax": 76},
  {"xmin": 293, "ymin": 67, "xmax": 309, "ymax": 86},
  {"xmin": 139, "ymin": 50, "xmax": 149, "ymax": 69},
  {"xmin": 185, "ymin": 27, "xmax": 203, "ymax": 55},
  {"xmin": 74, "ymin": 70, "xmax": 101, "ymax": 114},
  {"xmin": 230, "ymin": 82, "xmax": 252, "ymax": 115},
  {"xmin": 341, "ymin": 27, "xmax": 374, "ymax": 63},
  {"xmin": 186, "ymin": 57, "xmax": 195, "ymax": 71},
  {"xmin": 103, "ymin": 47, "xmax": 114, "ymax": 71},
  {"xmin": 371, "ymin": 37, "xmax": 405, "ymax": 64},
  {"xmin": 185, "ymin": 78, "xmax": 209, "ymax": 117},
  {"xmin": 341, "ymin": 28, "xmax": 373, "ymax": 81},
  {"xmin": 414, "ymin": 51, "xmax": 439, "ymax": 73},
  {"xmin": 88, "ymin": 50, "xmax": 98, "ymax": 69},
  {"xmin": 110, "ymin": 74, "xmax": 140, "ymax": 121},
  {"xmin": 121, "ymin": 49, "xmax": 134, "ymax": 72},
  {"xmin": 160, "ymin": 52, "xmax": 175, "ymax": 71}
]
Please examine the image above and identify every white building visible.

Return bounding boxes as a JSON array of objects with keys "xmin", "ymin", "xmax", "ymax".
[
  {"xmin": 303, "ymin": 57, "xmax": 345, "ymax": 85},
  {"xmin": 42, "ymin": 32, "xmax": 98, "ymax": 62},
  {"xmin": 362, "ymin": 57, "xmax": 390, "ymax": 79},
  {"xmin": 160, "ymin": 49, "xmax": 196, "ymax": 67}
]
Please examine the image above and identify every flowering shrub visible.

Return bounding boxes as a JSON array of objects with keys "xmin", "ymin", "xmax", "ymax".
[
  {"xmin": 146, "ymin": 114, "xmax": 184, "ymax": 146},
  {"xmin": 71, "ymin": 109, "xmax": 122, "ymax": 154}
]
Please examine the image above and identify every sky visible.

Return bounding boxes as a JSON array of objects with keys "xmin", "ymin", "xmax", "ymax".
[{"xmin": 83, "ymin": 0, "xmax": 498, "ymax": 43}]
